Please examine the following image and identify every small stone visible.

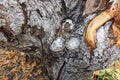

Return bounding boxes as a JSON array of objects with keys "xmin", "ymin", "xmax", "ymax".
[
  {"xmin": 66, "ymin": 37, "xmax": 80, "ymax": 50},
  {"xmin": 50, "ymin": 37, "xmax": 65, "ymax": 52}
]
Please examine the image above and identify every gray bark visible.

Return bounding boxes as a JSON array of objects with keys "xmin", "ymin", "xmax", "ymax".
[{"xmin": 0, "ymin": 0, "xmax": 120, "ymax": 80}]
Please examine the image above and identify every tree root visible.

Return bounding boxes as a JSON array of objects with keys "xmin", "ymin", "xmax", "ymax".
[{"xmin": 85, "ymin": 3, "xmax": 119, "ymax": 52}]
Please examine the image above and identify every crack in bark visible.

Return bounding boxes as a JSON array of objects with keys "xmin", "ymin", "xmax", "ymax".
[
  {"xmin": 19, "ymin": 2, "xmax": 28, "ymax": 34},
  {"xmin": 61, "ymin": 0, "xmax": 67, "ymax": 16},
  {"xmin": 36, "ymin": 9, "xmax": 43, "ymax": 17},
  {"xmin": 56, "ymin": 61, "xmax": 66, "ymax": 80},
  {"xmin": 0, "ymin": 13, "xmax": 14, "ymax": 41}
]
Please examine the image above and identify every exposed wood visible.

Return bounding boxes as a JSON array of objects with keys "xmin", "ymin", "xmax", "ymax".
[
  {"xmin": 83, "ymin": 0, "xmax": 108, "ymax": 15},
  {"xmin": 85, "ymin": 2, "xmax": 120, "ymax": 51},
  {"xmin": 85, "ymin": 9, "xmax": 115, "ymax": 51},
  {"xmin": 112, "ymin": 3, "xmax": 120, "ymax": 46}
]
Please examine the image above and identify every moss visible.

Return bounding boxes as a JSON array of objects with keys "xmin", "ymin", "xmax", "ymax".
[{"xmin": 92, "ymin": 59, "xmax": 120, "ymax": 80}]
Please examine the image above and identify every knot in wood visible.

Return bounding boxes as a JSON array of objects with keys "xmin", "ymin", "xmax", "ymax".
[{"xmin": 62, "ymin": 19, "xmax": 74, "ymax": 33}]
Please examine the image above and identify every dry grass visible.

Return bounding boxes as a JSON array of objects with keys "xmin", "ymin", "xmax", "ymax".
[{"xmin": 0, "ymin": 49, "xmax": 48, "ymax": 80}]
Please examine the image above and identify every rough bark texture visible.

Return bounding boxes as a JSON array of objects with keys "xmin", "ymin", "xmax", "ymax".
[{"xmin": 0, "ymin": 0, "xmax": 120, "ymax": 80}]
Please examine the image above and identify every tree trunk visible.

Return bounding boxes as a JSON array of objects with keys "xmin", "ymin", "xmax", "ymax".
[{"xmin": 0, "ymin": 0, "xmax": 120, "ymax": 80}]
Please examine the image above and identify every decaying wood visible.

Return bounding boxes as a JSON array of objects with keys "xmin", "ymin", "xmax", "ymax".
[
  {"xmin": 83, "ymin": 0, "xmax": 108, "ymax": 15},
  {"xmin": 85, "ymin": 9, "xmax": 116, "ymax": 50},
  {"xmin": 112, "ymin": 3, "xmax": 120, "ymax": 46},
  {"xmin": 85, "ymin": 2, "xmax": 120, "ymax": 51}
]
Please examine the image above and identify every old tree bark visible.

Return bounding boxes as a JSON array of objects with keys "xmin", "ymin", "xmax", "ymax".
[{"xmin": 0, "ymin": 0, "xmax": 120, "ymax": 80}]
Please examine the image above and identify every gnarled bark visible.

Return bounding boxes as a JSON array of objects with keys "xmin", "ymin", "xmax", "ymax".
[{"xmin": 0, "ymin": 0, "xmax": 120, "ymax": 80}]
